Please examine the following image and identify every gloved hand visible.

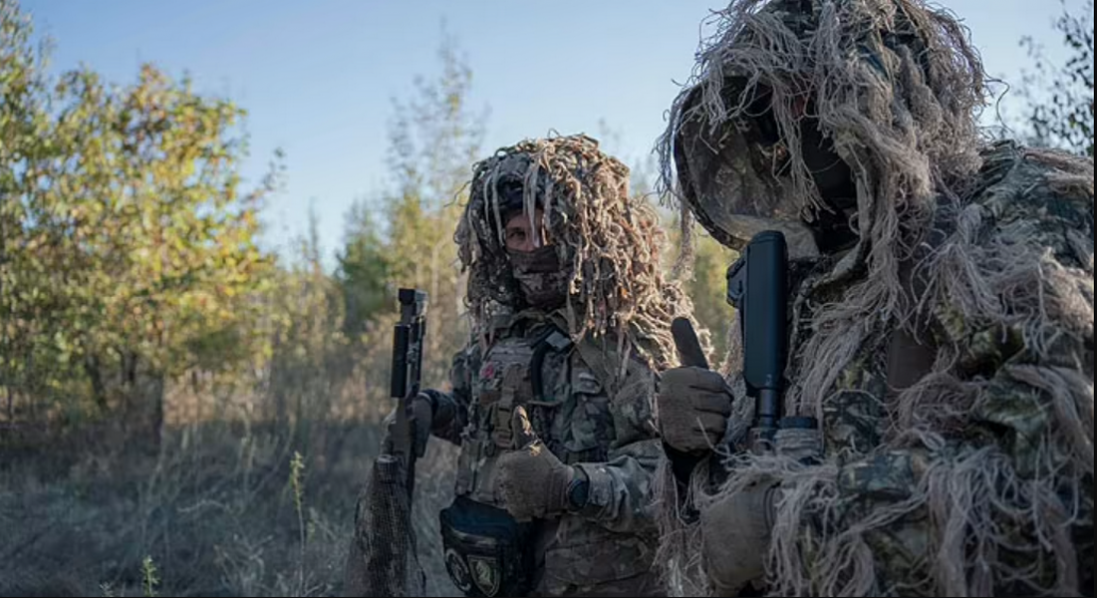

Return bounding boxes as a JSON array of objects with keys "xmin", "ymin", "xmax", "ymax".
[
  {"xmin": 700, "ymin": 480, "xmax": 779, "ymax": 596},
  {"xmin": 381, "ymin": 393, "xmax": 434, "ymax": 458},
  {"xmin": 658, "ymin": 367, "xmax": 733, "ymax": 453},
  {"xmin": 495, "ymin": 405, "xmax": 578, "ymax": 522}
]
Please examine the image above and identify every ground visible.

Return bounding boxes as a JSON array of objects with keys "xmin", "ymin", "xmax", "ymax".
[{"xmin": 0, "ymin": 421, "xmax": 460, "ymax": 597}]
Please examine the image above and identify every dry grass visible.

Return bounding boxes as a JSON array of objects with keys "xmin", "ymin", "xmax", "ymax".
[
  {"xmin": 0, "ymin": 267, "xmax": 467, "ymax": 597},
  {"xmin": 0, "ymin": 418, "xmax": 461, "ymax": 597}
]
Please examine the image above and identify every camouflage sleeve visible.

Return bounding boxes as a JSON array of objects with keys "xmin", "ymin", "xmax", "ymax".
[
  {"xmin": 424, "ymin": 344, "xmax": 478, "ymax": 446},
  {"xmin": 575, "ymin": 439, "xmax": 663, "ymax": 535},
  {"xmin": 809, "ymin": 146, "xmax": 1094, "ymax": 595},
  {"xmin": 573, "ymin": 355, "xmax": 662, "ymax": 536}
]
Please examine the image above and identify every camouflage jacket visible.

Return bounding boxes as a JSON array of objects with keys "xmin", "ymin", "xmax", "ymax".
[
  {"xmin": 686, "ymin": 141, "xmax": 1094, "ymax": 596},
  {"xmin": 429, "ymin": 308, "xmax": 665, "ymax": 597}
]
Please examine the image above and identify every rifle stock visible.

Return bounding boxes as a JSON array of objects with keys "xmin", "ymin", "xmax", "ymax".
[
  {"xmin": 727, "ymin": 231, "xmax": 816, "ymax": 453},
  {"xmin": 344, "ymin": 288, "xmax": 430, "ymax": 598}
]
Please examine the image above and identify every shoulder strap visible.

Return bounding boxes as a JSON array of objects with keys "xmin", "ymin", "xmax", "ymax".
[
  {"xmin": 529, "ymin": 327, "xmax": 572, "ymax": 404},
  {"xmin": 573, "ymin": 334, "xmax": 625, "ymax": 396}
]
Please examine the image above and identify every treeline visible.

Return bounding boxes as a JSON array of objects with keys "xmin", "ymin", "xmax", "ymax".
[{"xmin": 0, "ymin": 5, "xmax": 474, "ymax": 442}]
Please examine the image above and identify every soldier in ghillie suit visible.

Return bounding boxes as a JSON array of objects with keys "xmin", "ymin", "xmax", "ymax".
[
  {"xmin": 653, "ymin": 0, "xmax": 1094, "ymax": 596},
  {"xmin": 369, "ymin": 134, "xmax": 691, "ymax": 597}
]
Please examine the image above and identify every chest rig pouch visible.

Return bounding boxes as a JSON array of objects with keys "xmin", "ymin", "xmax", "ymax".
[
  {"xmin": 440, "ymin": 496, "xmax": 536, "ymax": 597},
  {"xmin": 441, "ymin": 322, "xmax": 572, "ymax": 597}
]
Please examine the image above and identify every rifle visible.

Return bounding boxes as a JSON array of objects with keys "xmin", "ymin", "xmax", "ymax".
[
  {"xmin": 725, "ymin": 231, "xmax": 817, "ymax": 454},
  {"xmin": 344, "ymin": 288, "xmax": 430, "ymax": 598},
  {"xmin": 390, "ymin": 288, "xmax": 428, "ymax": 494}
]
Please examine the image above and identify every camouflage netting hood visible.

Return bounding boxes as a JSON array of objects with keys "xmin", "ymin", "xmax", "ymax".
[
  {"xmin": 659, "ymin": 0, "xmax": 987, "ymax": 320},
  {"xmin": 456, "ymin": 134, "xmax": 694, "ymax": 370},
  {"xmin": 655, "ymin": 0, "xmax": 1094, "ymax": 596}
]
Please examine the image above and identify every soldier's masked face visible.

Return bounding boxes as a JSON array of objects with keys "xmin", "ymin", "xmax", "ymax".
[
  {"xmin": 674, "ymin": 81, "xmax": 859, "ymax": 258},
  {"xmin": 504, "ymin": 208, "xmax": 569, "ymax": 309}
]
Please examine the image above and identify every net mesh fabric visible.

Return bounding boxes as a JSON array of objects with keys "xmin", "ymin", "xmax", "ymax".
[{"xmin": 344, "ymin": 455, "xmax": 426, "ymax": 597}]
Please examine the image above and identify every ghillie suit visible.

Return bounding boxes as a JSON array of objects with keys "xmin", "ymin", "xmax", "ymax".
[
  {"xmin": 654, "ymin": 0, "xmax": 1094, "ymax": 596},
  {"xmin": 354, "ymin": 134, "xmax": 696, "ymax": 597},
  {"xmin": 456, "ymin": 134, "xmax": 696, "ymax": 372}
]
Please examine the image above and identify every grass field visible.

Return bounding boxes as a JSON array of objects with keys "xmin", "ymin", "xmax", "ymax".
[{"xmin": 0, "ymin": 420, "xmax": 461, "ymax": 597}]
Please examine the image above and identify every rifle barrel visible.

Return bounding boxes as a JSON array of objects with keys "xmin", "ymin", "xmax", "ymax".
[{"xmin": 391, "ymin": 324, "xmax": 410, "ymax": 400}]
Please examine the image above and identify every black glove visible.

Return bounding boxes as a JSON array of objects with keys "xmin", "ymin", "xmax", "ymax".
[{"xmin": 382, "ymin": 392, "xmax": 434, "ymax": 458}]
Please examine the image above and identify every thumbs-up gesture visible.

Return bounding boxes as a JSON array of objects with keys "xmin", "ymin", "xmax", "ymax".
[
  {"xmin": 658, "ymin": 318, "xmax": 734, "ymax": 453},
  {"xmin": 495, "ymin": 406, "xmax": 578, "ymax": 522}
]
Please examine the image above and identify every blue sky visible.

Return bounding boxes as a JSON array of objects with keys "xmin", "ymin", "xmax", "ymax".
[{"xmin": 23, "ymin": 0, "xmax": 1086, "ymax": 264}]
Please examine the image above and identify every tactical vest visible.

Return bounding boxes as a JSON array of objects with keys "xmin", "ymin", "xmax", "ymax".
[
  {"xmin": 443, "ymin": 313, "xmax": 604, "ymax": 598},
  {"xmin": 454, "ymin": 312, "xmax": 619, "ymax": 500}
]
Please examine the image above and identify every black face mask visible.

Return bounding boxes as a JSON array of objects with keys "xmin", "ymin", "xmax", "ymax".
[
  {"xmin": 800, "ymin": 117, "xmax": 857, "ymax": 212},
  {"xmin": 800, "ymin": 118, "xmax": 860, "ymax": 254},
  {"xmin": 506, "ymin": 246, "xmax": 570, "ymax": 309}
]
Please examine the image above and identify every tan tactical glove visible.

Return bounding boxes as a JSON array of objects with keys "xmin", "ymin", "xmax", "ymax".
[
  {"xmin": 700, "ymin": 480, "xmax": 779, "ymax": 596},
  {"xmin": 495, "ymin": 405, "xmax": 578, "ymax": 522},
  {"xmin": 381, "ymin": 393, "xmax": 434, "ymax": 458},
  {"xmin": 658, "ymin": 367, "xmax": 733, "ymax": 453}
]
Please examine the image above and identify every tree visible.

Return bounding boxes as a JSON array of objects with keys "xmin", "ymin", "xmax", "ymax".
[
  {"xmin": 1019, "ymin": 0, "xmax": 1094, "ymax": 156},
  {"xmin": 336, "ymin": 201, "xmax": 391, "ymax": 339},
  {"xmin": 48, "ymin": 65, "xmax": 280, "ymax": 375},
  {"xmin": 337, "ymin": 28, "xmax": 487, "ymax": 388},
  {"xmin": 0, "ymin": 0, "xmax": 53, "ymax": 423},
  {"xmin": 2, "ymin": 0, "xmax": 283, "ymax": 431},
  {"xmin": 263, "ymin": 204, "xmax": 351, "ymax": 437}
]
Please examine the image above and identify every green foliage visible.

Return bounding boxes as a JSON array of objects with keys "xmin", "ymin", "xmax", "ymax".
[
  {"xmin": 336, "ymin": 202, "xmax": 392, "ymax": 339},
  {"xmin": 1, "ymin": 0, "xmax": 283, "ymax": 424},
  {"xmin": 687, "ymin": 233, "xmax": 738, "ymax": 361},
  {"xmin": 289, "ymin": 450, "xmax": 307, "ymax": 596},
  {"xmin": 1, "ymin": 0, "xmax": 53, "ymax": 416},
  {"xmin": 263, "ymin": 219, "xmax": 352, "ymax": 429},
  {"xmin": 658, "ymin": 207, "xmax": 738, "ymax": 362},
  {"xmin": 142, "ymin": 556, "xmax": 160, "ymax": 598},
  {"xmin": 45, "ymin": 65, "xmax": 280, "ymax": 376},
  {"xmin": 289, "ymin": 450, "xmax": 306, "ymax": 516},
  {"xmin": 1020, "ymin": 0, "xmax": 1094, "ymax": 156}
]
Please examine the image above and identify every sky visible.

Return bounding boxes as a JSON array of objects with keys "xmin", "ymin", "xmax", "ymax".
[{"xmin": 22, "ymin": 0, "xmax": 1088, "ymax": 265}]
